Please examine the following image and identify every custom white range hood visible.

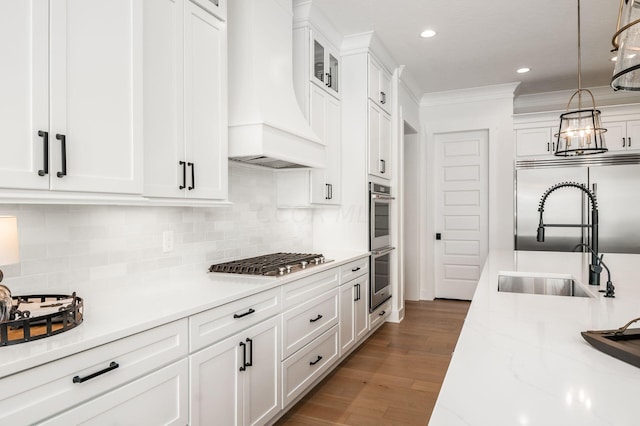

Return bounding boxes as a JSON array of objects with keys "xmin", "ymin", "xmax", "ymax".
[{"xmin": 227, "ymin": 0, "xmax": 326, "ymax": 169}]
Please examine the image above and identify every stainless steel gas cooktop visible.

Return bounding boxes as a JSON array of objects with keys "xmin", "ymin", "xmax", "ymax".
[{"xmin": 208, "ymin": 252, "xmax": 331, "ymax": 277}]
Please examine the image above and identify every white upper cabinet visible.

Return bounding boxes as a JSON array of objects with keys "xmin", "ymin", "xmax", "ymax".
[
  {"xmin": 0, "ymin": 0, "xmax": 143, "ymax": 195},
  {"xmin": 601, "ymin": 119, "xmax": 640, "ymax": 153},
  {"xmin": 311, "ymin": 30, "xmax": 339, "ymax": 97},
  {"xmin": 0, "ymin": 0, "xmax": 49, "ymax": 190},
  {"xmin": 368, "ymin": 55, "xmax": 391, "ymax": 114},
  {"xmin": 309, "ymin": 84, "xmax": 341, "ymax": 205},
  {"xmin": 515, "ymin": 127, "xmax": 556, "ymax": 157},
  {"xmin": 368, "ymin": 100, "xmax": 391, "ymax": 180},
  {"xmin": 143, "ymin": 0, "xmax": 227, "ymax": 202}
]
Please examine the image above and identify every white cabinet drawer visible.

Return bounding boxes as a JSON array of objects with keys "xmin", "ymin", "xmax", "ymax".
[
  {"xmin": 340, "ymin": 257, "xmax": 369, "ymax": 283},
  {"xmin": 282, "ymin": 288, "xmax": 338, "ymax": 359},
  {"xmin": 190, "ymin": 287, "xmax": 281, "ymax": 352},
  {"xmin": 369, "ymin": 299, "xmax": 392, "ymax": 331},
  {"xmin": 282, "ymin": 268, "xmax": 339, "ymax": 310},
  {"xmin": 40, "ymin": 359, "xmax": 189, "ymax": 426},
  {"xmin": 0, "ymin": 319, "xmax": 188, "ymax": 425},
  {"xmin": 282, "ymin": 325, "xmax": 339, "ymax": 407}
]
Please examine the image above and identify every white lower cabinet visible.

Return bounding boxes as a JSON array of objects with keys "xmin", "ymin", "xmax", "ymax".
[
  {"xmin": 369, "ymin": 298, "xmax": 392, "ymax": 331},
  {"xmin": 40, "ymin": 359, "xmax": 189, "ymax": 426},
  {"xmin": 190, "ymin": 315, "xmax": 280, "ymax": 426},
  {"xmin": 282, "ymin": 325, "xmax": 339, "ymax": 407},
  {"xmin": 0, "ymin": 320, "xmax": 188, "ymax": 425},
  {"xmin": 339, "ymin": 274, "xmax": 369, "ymax": 356}
]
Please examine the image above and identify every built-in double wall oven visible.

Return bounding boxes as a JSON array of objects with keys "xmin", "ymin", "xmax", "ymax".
[{"xmin": 369, "ymin": 182, "xmax": 394, "ymax": 312}]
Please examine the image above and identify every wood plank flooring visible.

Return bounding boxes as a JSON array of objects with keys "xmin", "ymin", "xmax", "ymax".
[{"xmin": 274, "ymin": 299, "xmax": 470, "ymax": 426}]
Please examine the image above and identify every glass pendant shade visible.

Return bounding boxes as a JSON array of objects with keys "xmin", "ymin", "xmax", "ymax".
[{"xmin": 611, "ymin": 0, "xmax": 640, "ymax": 91}]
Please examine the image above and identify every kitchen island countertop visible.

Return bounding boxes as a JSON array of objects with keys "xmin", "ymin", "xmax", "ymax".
[
  {"xmin": 430, "ymin": 250, "xmax": 640, "ymax": 426},
  {"xmin": 0, "ymin": 250, "xmax": 369, "ymax": 379}
]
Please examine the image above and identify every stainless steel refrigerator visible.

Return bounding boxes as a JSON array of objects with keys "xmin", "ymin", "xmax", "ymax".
[{"xmin": 515, "ymin": 154, "xmax": 640, "ymax": 254}]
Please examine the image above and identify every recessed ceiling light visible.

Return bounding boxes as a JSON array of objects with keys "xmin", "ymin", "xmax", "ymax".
[
  {"xmin": 420, "ymin": 29, "xmax": 436, "ymax": 38},
  {"xmin": 517, "ymin": 67, "xmax": 531, "ymax": 74}
]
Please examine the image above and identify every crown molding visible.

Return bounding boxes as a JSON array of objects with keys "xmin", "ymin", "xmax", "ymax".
[
  {"xmin": 420, "ymin": 82, "xmax": 520, "ymax": 107},
  {"xmin": 514, "ymin": 85, "xmax": 640, "ymax": 114}
]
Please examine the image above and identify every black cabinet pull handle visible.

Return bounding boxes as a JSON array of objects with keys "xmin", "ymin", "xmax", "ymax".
[
  {"xmin": 179, "ymin": 161, "xmax": 186, "ymax": 189},
  {"xmin": 309, "ymin": 355, "xmax": 323, "ymax": 366},
  {"xmin": 629, "ymin": 137, "xmax": 632, "ymax": 147},
  {"xmin": 547, "ymin": 142, "xmax": 550, "ymax": 152},
  {"xmin": 38, "ymin": 131, "xmax": 49, "ymax": 176},
  {"xmin": 73, "ymin": 361, "xmax": 119, "ymax": 384},
  {"xmin": 325, "ymin": 73, "xmax": 330, "ymax": 87},
  {"xmin": 354, "ymin": 283, "xmax": 359, "ymax": 302},
  {"xmin": 239, "ymin": 341, "xmax": 247, "ymax": 371},
  {"xmin": 233, "ymin": 308, "xmax": 255, "ymax": 319},
  {"xmin": 56, "ymin": 134, "xmax": 67, "ymax": 178},
  {"xmin": 380, "ymin": 159, "xmax": 385, "ymax": 174},
  {"xmin": 188, "ymin": 162, "xmax": 195, "ymax": 190},
  {"xmin": 329, "ymin": 183, "xmax": 333, "ymax": 199},
  {"xmin": 623, "ymin": 137, "xmax": 626, "ymax": 147},
  {"xmin": 379, "ymin": 310, "xmax": 386, "ymax": 316},
  {"xmin": 351, "ymin": 267, "xmax": 361, "ymax": 272},
  {"xmin": 325, "ymin": 183, "xmax": 330, "ymax": 200},
  {"xmin": 309, "ymin": 314, "xmax": 323, "ymax": 323},
  {"xmin": 552, "ymin": 142, "xmax": 555, "ymax": 151},
  {"xmin": 380, "ymin": 91, "xmax": 386, "ymax": 104},
  {"xmin": 246, "ymin": 337, "xmax": 253, "ymax": 367}
]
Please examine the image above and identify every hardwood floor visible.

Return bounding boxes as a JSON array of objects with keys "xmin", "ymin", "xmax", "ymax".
[{"xmin": 274, "ymin": 299, "xmax": 470, "ymax": 426}]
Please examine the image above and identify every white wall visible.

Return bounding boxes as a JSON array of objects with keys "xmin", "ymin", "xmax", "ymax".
[
  {"xmin": 419, "ymin": 83, "xmax": 518, "ymax": 300},
  {"xmin": 1, "ymin": 164, "xmax": 313, "ymax": 295},
  {"xmin": 403, "ymin": 130, "xmax": 419, "ymax": 301}
]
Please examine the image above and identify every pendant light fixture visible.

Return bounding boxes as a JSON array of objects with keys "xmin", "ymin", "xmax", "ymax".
[
  {"xmin": 555, "ymin": 0, "xmax": 608, "ymax": 156},
  {"xmin": 611, "ymin": 0, "xmax": 640, "ymax": 90}
]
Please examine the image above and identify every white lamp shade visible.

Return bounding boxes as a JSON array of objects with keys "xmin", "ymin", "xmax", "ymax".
[{"xmin": 0, "ymin": 216, "xmax": 19, "ymax": 266}]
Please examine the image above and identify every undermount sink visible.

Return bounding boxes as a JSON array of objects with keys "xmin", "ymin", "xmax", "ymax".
[{"xmin": 497, "ymin": 272, "xmax": 593, "ymax": 298}]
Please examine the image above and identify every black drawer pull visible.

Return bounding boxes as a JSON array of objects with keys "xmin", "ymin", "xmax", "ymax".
[
  {"xmin": 73, "ymin": 361, "xmax": 119, "ymax": 384},
  {"xmin": 309, "ymin": 355, "xmax": 323, "ymax": 366},
  {"xmin": 188, "ymin": 162, "xmax": 195, "ymax": 190},
  {"xmin": 245, "ymin": 337, "xmax": 253, "ymax": 367},
  {"xmin": 351, "ymin": 267, "xmax": 361, "ymax": 272},
  {"xmin": 56, "ymin": 134, "xmax": 67, "ymax": 178},
  {"xmin": 309, "ymin": 314, "xmax": 323, "ymax": 323},
  {"xmin": 179, "ymin": 161, "xmax": 186, "ymax": 189},
  {"xmin": 233, "ymin": 308, "xmax": 255, "ymax": 319},
  {"xmin": 239, "ymin": 341, "xmax": 247, "ymax": 371},
  {"xmin": 38, "ymin": 131, "xmax": 49, "ymax": 176},
  {"xmin": 379, "ymin": 310, "xmax": 386, "ymax": 316}
]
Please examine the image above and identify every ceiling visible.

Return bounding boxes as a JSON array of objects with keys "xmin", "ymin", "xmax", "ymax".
[{"xmin": 312, "ymin": 0, "xmax": 620, "ymax": 96}]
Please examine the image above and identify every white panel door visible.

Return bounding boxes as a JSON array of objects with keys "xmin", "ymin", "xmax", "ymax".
[
  {"xmin": 184, "ymin": 1, "xmax": 227, "ymax": 200},
  {"xmin": 0, "ymin": 0, "xmax": 49, "ymax": 190},
  {"xmin": 435, "ymin": 130, "xmax": 488, "ymax": 300},
  {"xmin": 49, "ymin": 0, "xmax": 142, "ymax": 194}
]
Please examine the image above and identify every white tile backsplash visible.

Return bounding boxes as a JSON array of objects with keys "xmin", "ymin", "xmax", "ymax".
[{"xmin": 0, "ymin": 165, "xmax": 313, "ymax": 294}]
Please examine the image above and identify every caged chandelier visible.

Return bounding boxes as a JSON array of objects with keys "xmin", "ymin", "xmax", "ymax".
[{"xmin": 555, "ymin": 0, "xmax": 608, "ymax": 156}]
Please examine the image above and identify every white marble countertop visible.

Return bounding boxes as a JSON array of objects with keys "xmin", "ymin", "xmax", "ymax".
[
  {"xmin": 430, "ymin": 250, "xmax": 640, "ymax": 426},
  {"xmin": 0, "ymin": 250, "xmax": 369, "ymax": 379}
]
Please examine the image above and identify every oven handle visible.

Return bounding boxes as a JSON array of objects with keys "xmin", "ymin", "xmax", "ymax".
[
  {"xmin": 371, "ymin": 247, "xmax": 396, "ymax": 256},
  {"xmin": 371, "ymin": 194, "xmax": 395, "ymax": 200}
]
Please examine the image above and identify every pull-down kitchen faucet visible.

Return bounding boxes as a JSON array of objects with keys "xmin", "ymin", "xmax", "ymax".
[{"xmin": 536, "ymin": 182, "xmax": 600, "ymax": 286}]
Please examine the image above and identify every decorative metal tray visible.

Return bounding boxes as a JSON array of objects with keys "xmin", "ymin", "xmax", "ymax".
[
  {"xmin": 581, "ymin": 317, "xmax": 640, "ymax": 368},
  {"xmin": 0, "ymin": 293, "xmax": 83, "ymax": 346}
]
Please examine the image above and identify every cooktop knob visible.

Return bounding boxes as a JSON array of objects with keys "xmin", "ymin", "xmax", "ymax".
[
  {"xmin": 319, "ymin": 256, "xmax": 325, "ymax": 264},
  {"xmin": 301, "ymin": 261, "xmax": 308, "ymax": 269},
  {"xmin": 278, "ymin": 267, "xmax": 286, "ymax": 275},
  {"xmin": 285, "ymin": 265, "xmax": 292, "ymax": 273}
]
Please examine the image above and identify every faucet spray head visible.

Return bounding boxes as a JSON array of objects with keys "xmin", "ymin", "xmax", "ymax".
[{"xmin": 536, "ymin": 225, "xmax": 545, "ymax": 242}]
